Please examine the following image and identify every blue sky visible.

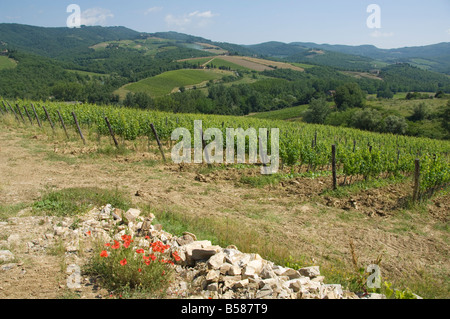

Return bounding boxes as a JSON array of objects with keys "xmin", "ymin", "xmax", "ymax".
[{"xmin": 1, "ymin": 0, "xmax": 449, "ymax": 49}]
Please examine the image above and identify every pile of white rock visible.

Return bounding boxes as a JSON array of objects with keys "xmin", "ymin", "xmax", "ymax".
[{"xmin": 46, "ymin": 204, "xmax": 387, "ymax": 299}]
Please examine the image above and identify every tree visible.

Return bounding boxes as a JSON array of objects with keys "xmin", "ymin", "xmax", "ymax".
[
  {"xmin": 123, "ymin": 92, "xmax": 154, "ymax": 109},
  {"xmin": 51, "ymin": 82, "xmax": 83, "ymax": 101},
  {"xmin": 334, "ymin": 82, "xmax": 365, "ymax": 110},
  {"xmin": 408, "ymin": 102, "xmax": 428, "ymax": 122},
  {"xmin": 302, "ymin": 97, "xmax": 330, "ymax": 124},
  {"xmin": 383, "ymin": 115, "xmax": 408, "ymax": 134},
  {"xmin": 377, "ymin": 87, "xmax": 394, "ymax": 99},
  {"xmin": 351, "ymin": 108, "xmax": 383, "ymax": 132},
  {"xmin": 435, "ymin": 90, "xmax": 445, "ymax": 98}
]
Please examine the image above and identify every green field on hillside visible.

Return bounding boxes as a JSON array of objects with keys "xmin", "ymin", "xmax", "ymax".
[
  {"xmin": 248, "ymin": 104, "xmax": 310, "ymax": 121},
  {"xmin": 207, "ymin": 58, "xmax": 252, "ymax": 71},
  {"xmin": 118, "ymin": 69, "xmax": 229, "ymax": 98},
  {"xmin": 0, "ymin": 56, "xmax": 17, "ymax": 70}
]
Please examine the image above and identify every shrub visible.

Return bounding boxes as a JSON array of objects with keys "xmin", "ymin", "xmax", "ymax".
[{"xmin": 302, "ymin": 97, "xmax": 331, "ymax": 124}]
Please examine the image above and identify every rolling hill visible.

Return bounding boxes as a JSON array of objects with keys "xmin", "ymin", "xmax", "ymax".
[
  {"xmin": 0, "ymin": 23, "xmax": 140, "ymax": 58},
  {"xmin": 1, "ymin": 23, "xmax": 449, "ymax": 123},
  {"xmin": 247, "ymin": 41, "xmax": 450, "ymax": 74},
  {"xmin": 117, "ymin": 69, "xmax": 231, "ymax": 98}
]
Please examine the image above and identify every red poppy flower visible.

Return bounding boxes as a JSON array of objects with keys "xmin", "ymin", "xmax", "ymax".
[
  {"xmin": 136, "ymin": 249, "xmax": 145, "ymax": 254},
  {"xmin": 86, "ymin": 231, "xmax": 91, "ymax": 236},
  {"xmin": 121, "ymin": 234, "xmax": 132, "ymax": 242},
  {"xmin": 120, "ymin": 258, "xmax": 127, "ymax": 266},
  {"xmin": 111, "ymin": 240, "xmax": 120, "ymax": 249},
  {"xmin": 172, "ymin": 251, "xmax": 181, "ymax": 262},
  {"xmin": 105, "ymin": 243, "xmax": 111, "ymax": 247},
  {"xmin": 123, "ymin": 240, "xmax": 131, "ymax": 249},
  {"xmin": 100, "ymin": 250, "xmax": 108, "ymax": 258}
]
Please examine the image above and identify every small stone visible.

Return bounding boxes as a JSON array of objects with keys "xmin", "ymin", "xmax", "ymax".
[
  {"xmin": 0, "ymin": 250, "xmax": 15, "ymax": 263},
  {"xmin": 207, "ymin": 282, "xmax": 219, "ymax": 292},
  {"xmin": 205, "ymin": 270, "xmax": 220, "ymax": 283},
  {"xmin": 228, "ymin": 265, "xmax": 242, "ymax": 276},
  {"xmin": 101, "ymin": 204, "xmax": 112, "ymax": 215},
  {"xmin": 124, "ymin": 208, "xmax": 141, "ymax": 223},
  {"xmin": 183, "ymin": 232, "xmax": 197, "ymax": 241},
  {"xmin": 256, "ymin": 285, "xmax": 273, "ymax": 299},
  {"xmin": 299, "ymin": 266, "xmax": 320, "ymax": 278},
  {"xmin": 221, "ymin": 275, "xmax": 242, "ymax": 288},
  {"xmin": 191, "ymin": 246, "xmax": 221, "ymax": 262},
  {"xmin": 233, "ymin": 279, "xmax": 249, "ymax": 289},
  {"xmin": 176, "ymin": 235, "xmax": 195, "ymax": 246},
  {"xmin": 207, "ymin": 252, "xmax": 226, "ymax": 270},
  {"xmin": 281, "ymin": 267, "xmax": 301, "ymax": 279},
  {"xmin": 1, "ymin": 263, "xmax": 17, "ymax": 271},
  {"xmin": 311, "ymin": 276, "xmax": 325, "ymax": 283},
  {"xmin": 320, "ymin": 284, "xmax": 343, "ymax": 299},
  {"xmin": 219, "ymin": 263, "xmax": 232, "ymax": 275},
  {"xmin": 260, "ymin": 264, "xmax": 276, "ymax": 279}
]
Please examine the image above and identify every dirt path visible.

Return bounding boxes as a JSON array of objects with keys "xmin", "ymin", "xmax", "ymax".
[{"xmin": 0, "ymin": 125, "xmax": 448, "ymax": 298}]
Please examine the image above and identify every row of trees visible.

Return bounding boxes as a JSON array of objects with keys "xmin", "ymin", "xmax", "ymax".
[{"xmin": 302, "ymin": 82, "xmax": 450, "ymax": 139}]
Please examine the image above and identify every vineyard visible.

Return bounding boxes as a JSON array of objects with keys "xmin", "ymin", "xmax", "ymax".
[{"xmin": 1, "ymin": 98, "xmax": 449, "ymax": 202}]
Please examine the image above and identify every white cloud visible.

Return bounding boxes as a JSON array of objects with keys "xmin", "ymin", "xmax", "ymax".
[
  {"xmin": 370, "ymin": 30, "xmax": 394, "ymax": 38},
  {"xmin": 145, "ymin": 7, "xmax": 163, "ymax": 15},
  {"xmin": 80, "ymin": 8, "xmax": 114, "ymax": 26},
  {"xmin": 165, "ymin": 10, "xmax": 218, "ymax": 30},
  {"xmin": 189, "ymin": 11, "xmax": 215, "ymax": 19}
]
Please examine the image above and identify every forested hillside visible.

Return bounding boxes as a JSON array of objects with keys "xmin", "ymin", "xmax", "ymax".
[{"xmin": 1, "ymin": 23, "xmax": 449, "ymax": 139}]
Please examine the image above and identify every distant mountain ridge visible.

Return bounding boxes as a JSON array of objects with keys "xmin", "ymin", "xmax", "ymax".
[
  {"xmin": 0, "ymin": 23, "xmax": 140, "ymax": 57},
  {"xmin": 0, "ymin": 23, "xmax": 449, "ymax": 74},
  {"xmin": 245, "ymin": 41, "xmax": 450, "ymax": 74}
]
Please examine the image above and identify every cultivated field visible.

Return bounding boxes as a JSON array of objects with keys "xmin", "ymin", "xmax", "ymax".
[
  {"xmin": 180, "ymin": 55, "xmax": 306, "ymax": 72},
  {"xmin": 0, "ymin": 56, "xmax": 17, "ymax": 70},
  {"xmin": 115, "ymin": 69, "xmax": 231, "ymax": 99}
]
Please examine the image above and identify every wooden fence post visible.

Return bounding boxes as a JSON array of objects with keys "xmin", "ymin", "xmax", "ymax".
[
  {"xmin": 15, "ymin": 104, "xmax": 26, "ymax": 123},
  {"xmin": 6, "ymin": 101, "xmax": 20, "ymax": 122},
  {"xmin": 57, "ymin": 110, "xmax": 70, "ymax": 140},
  {"xmin": 72, "ymin": 112, "xmax": 86, "ymax": 145},
  {"xmin": 42, "ymin": 106, "xmax": 55, "ymax": 131},
  {"xmin": 104, "ymin": 117, "xmax": 119, "ymax": 148},
  {"xmin": 23, "ymin": 105, "xmax": 33, "ymax": 125},
  {"xmin": 1, "ymin": 101, "xmax": 8, "ymax": 113},
  {"xmin": 31, "ymin": 103, "xmax": 42, "ymax": 128},
  {"xmin": 412, "ymin": 158, "xmax": 420, "ymax": 202},
  {"xmin": 150, "ymin": 123, "xmax": 166, "ymax": 162},
  {"xmin": 332, "ymin": 144, "xmax": 337, "ymax": 190}
]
